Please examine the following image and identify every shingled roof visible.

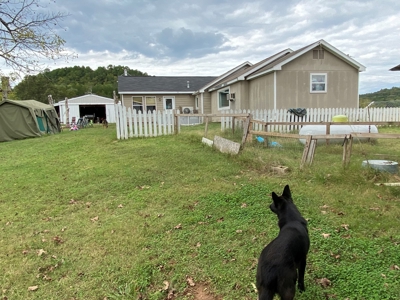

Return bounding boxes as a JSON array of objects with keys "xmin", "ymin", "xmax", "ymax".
[
  {"xmin": 390, "ymin": 64, "xmax": 400, "ymax": 71},
  {"xmin": 118, "ymin": 76, "xmax": 217, "ymax": 93}
]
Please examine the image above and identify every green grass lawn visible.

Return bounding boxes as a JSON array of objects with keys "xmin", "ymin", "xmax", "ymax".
[{"xmin": 1, "ymin": 124, "xmax": 399, "ymax": 299}]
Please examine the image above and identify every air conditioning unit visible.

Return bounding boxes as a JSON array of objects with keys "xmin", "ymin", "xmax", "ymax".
[
  {"xmin": 229, "ymin": 93, "xmax": 236, "ymax": 101},
  {"xmin": 182, "ymin": 106, "xmax": 193, "ymax": 114}
]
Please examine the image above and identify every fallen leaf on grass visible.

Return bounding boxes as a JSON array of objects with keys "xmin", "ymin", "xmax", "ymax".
[
  {"xmin": 241, "ymin": 203, "xmax": 247, "ymax": 208},
  {"xmin": 43, "ymin": 275, "xmax": 52, "ymax": 281},
  {"xmin": 186, "ymin": 277, "xmax": 195, "ymax": 286},
  {"xmin": 137, "ymin": 185, "xmax": 150, "ymax": 190},
  {"xmin": 217, "ymin": 217, "xmax": 224, "ymax": 223},
  {"xmin": 236, "ymin": 230, "xmax": 243, "ymax": 233},
  {"xmin": 163, "ymin": 281, "xmax": 169, "ymax": 291},
  {"xmin": 341, "ymin": 224, "xmax": 350, "ymax": 230},
  {"xmin": 157, "ymin": 214, "xmax": 164, "ymax": 218},
  {"xmin": 86, "ymin": 202, "xmax": 92, "ymax": 208},
  {"xmin": 381, "ymin": 273, "xmax": 387, "ymax": 278},
  {"xmin": 316, "ymin": 278, "xmax": 331, "ymax": 288},
  {"xmin": 22, "ymin": 250, "xmax": 29, "ymax": 255},
  {"xmin": 196, "ymin": 242, "xmax": 201, "ymax": 248},
  {"xmin": 322, "ymin": 233, "xmax": 331, "ymax": 238},
  {"xmin": 174, "ymin": 224, "xmax": 182, "ymax": 230},
  {"xmin": 37, "ymin": 249, "xmax": 46, "ymax": 256},
  {"xmin": 117, "ymin": 204, "xmax": 123, "ymax": 208},
  {"xmin": 28, "ymin": 286, "xmax": 38, "ymax": 291},
  {"xmin": 61, "ymin": 227, "xmax": 67, "ymax": 232},
  {"xmin": 390, "ymin": 265, "xmax": 400, "ymax": 270},
  {"xmin": 321, "ymin": 211, "xmax": 327, "ymax": 215},
  {"xmin": 53, "ymin": 236, "xmax": 63, "ymax": 244},
  {"xmin": 167, "ymin": 290, "xmax": 175, "ymax": 299},
  {"xmin": 320, "ymin": 204, "xmax": 329, "ymax": 209},
  {"xmin": 90, "ymin": 216, "xmax": 99, "ymax": 222},
  {"xmin": 370, "ymin": 207, "xmax": 380, "ymax": 211},
  {"xmin": 330, "ymin": 252, "xmax": 341, "ymax": 259},
  {"xmin": 69, "ymin": 199, "xmax": 77, "ymax": 204}
]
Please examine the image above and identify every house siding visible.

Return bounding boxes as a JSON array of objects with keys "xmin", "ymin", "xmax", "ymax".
[
  {"xmin": 121, "ymin": 94, "xmax": 196, "ymax": 111},
  {"xmin": 276, "ymin": 48, "xmax": 359, "ymax": 108},
  {"xmin": 248, "ymin": 74, "xmax": 275, "ymax": 110},
  {"xmin": 202, "ymin": 92, "xmax": 212, "ymax": 114}
]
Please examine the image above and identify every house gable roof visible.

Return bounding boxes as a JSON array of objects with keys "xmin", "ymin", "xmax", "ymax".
[
  {"xmin": 56, "ymin": 94, "xmax": 114, "ymax": 105},
  {"xmin": 207, "ymin": 49, "xmax": 293, "ymax": 91},
  {"xmin": 247, "ymin": 39, "xmax": 366, "ymax": 80},
  {"xmin": 118, "ymin": 76, "xmax": 218, "ymax": 94},
  {"xmin": 197, "ymin": 61, "xmax": 252, "ymax": 93},
  {"xmin": 390, "ymin": 64, "xmax": 400, "ymax": 71}
]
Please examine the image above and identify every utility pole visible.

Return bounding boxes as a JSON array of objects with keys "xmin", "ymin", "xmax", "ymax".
[{"xmin": 65, "ymin": 97, "xmax": 70, "ymax": 126}]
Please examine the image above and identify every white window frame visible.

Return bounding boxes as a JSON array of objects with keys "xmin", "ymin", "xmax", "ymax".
[
  {"xmin": 163, "ymin": 96, "xmax": 175, "ymax": 110},
  {"xmin": 132, "ymin": 96, "xmax": 143, "ymax": 112},
  {"xmin": 218, "ymin": 88, "xmax": 230, "ymax": 110},
  {"xmin": 310, "ymin": 73, "xmax": 327, "ymax": 93},
  {"xmin": 145, "ymin": 96, "xmax": 156, "ymax": 112}
]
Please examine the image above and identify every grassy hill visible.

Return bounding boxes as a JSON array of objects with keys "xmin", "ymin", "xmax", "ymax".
[{"xmin": 360, "ymin": 86, "xmax": 400, "ymax": 107}]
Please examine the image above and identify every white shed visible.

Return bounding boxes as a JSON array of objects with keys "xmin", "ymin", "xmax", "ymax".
[{"xmin": 54, "ymin": 94, "xmax": 116, "ymax": 124}]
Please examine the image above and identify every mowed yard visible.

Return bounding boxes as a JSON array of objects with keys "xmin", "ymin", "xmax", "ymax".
[{"xmin": 1, "ymin": 124, "xmax": 399, "ymax": 300}]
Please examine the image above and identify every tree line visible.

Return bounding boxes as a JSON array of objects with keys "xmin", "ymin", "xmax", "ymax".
[
  {"xmin": 11, "ymin": 65, "xmax": 148, "ymax": 103},
  {"xmin": 359, "ymin": 87, "xmax": 400, "ymax": 108}
]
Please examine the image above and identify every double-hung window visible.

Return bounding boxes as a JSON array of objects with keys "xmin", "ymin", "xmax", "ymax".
[
  {"xmin": 132, "ymin": 96, "xmax": 143, "ymax": 112},
  {"xmin": 145, "ymin": 96, "xmax": 156, "ymax": 112},
  {"xmin": 310, "ymin": 73, "xmax": 327, "ymax": 93}
]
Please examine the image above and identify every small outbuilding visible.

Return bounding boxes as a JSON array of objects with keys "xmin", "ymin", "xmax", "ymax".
[
  {"xmin": 0, "ymin": 99, "xmax": 61, "ymax": 142},
  {"xmin": 54, "ymin": 94, "xmax": 116, "ymax": 124}
]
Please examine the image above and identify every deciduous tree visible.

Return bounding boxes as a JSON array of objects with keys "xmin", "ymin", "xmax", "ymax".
[{"xmin": 0, "ymin": 0, "xmax": 73, "ymax": 75}]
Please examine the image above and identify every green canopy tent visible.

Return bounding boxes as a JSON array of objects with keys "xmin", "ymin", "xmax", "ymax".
[{"xmin": 0, "ymin": 100, "xmax": 61, "ymax": 142}]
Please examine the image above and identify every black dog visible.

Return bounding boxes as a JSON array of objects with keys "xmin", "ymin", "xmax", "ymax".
[{"xmin": 256, "ymin": 185, "xmax": 310, "ymax": 300}]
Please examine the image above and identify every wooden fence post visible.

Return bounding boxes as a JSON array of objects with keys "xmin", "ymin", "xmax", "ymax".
[
  {"xmin": 342, "ymin": 134, "xmax": 353, "ymax": 167},
  {"xmin": 204, "ymin": 116, "xmax": 209, "ymax": 138}
]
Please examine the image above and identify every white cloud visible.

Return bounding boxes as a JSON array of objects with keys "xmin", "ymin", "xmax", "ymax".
[{"xmin": 3, "ymin": 0, "xmax": 400, "ymax": 94}]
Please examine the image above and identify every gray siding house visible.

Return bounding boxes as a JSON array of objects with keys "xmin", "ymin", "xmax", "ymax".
[
  {"xmin": 118, "ymin": 40, "xmax": 365, "ymax": 114},
  {"xmin": 118, "ymin": 76, "xmax": 217, "ymax": 114}
]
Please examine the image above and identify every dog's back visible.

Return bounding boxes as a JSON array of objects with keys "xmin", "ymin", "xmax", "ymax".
[
  {"xmin": 256, "ymin": 185, "xmax": 309, "ymax": 300},
  {"xmin": 103, "ymin": 119, "xmax": 108, "ymax": 128}
]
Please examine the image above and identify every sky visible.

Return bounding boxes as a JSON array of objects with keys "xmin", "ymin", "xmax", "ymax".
[{"xmin": 21, "ymin": 0, "xmax": 400, "ymax": 94}]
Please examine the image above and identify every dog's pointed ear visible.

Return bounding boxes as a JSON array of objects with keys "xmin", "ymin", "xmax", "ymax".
[
  {"xmin": 282, "ymin": 185, "xmax": 292, "ymax": 199},
  {"xmin": 272, "ymin": 191, "xmax": 282, "ymax": 205}
]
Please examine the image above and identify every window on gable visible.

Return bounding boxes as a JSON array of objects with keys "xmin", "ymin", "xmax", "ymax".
[
  {"xmin": 310, "ymin": 73, "xmax": 327, "ymax": 93},
  {"xmin": 218, "ymin": 89, "xmax": 230, "ymax": 109},
  {"xmin": 313, "ymin": 49, "xmax": 324, "ymax": 59}
]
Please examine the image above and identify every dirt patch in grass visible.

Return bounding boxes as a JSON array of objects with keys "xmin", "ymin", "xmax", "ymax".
[{"xmin": 183, "ymin": 283, "xmax": 222, "ymax": 300}]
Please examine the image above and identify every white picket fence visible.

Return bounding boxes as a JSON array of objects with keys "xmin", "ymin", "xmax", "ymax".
[
  {"xmin": 221, "ymin": 107, "xmax": 400, "ymax": 133},
  {"xmin": 115, "ymin": 104, "xmax": 177, "ymax": 139},
  {"xmin": 115, "ymin": 104, "xmax": 400, "ymax": 139}
]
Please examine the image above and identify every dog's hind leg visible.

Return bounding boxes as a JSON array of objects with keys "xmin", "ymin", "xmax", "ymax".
[
  {"xmin": 297, "ymin": 258, "xmax": 307, "ymax": 292},
  {"xmin": 258, "ymin": 288, "xmax": 274, "ymax": 300}
]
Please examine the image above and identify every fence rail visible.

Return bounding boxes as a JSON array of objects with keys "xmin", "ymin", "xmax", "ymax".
[
  {"xmin": 115, "ymin": 105, "xmax": 400, "ymax": 139},
  {"xmin": 221, "ymin": 107, "xmax": 400, "ymax": 133}
]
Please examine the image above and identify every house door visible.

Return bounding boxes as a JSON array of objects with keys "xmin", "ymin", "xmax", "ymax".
[{"xmin": 163, "ymin": 96, "xmax": 175, "ymax": 110}]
